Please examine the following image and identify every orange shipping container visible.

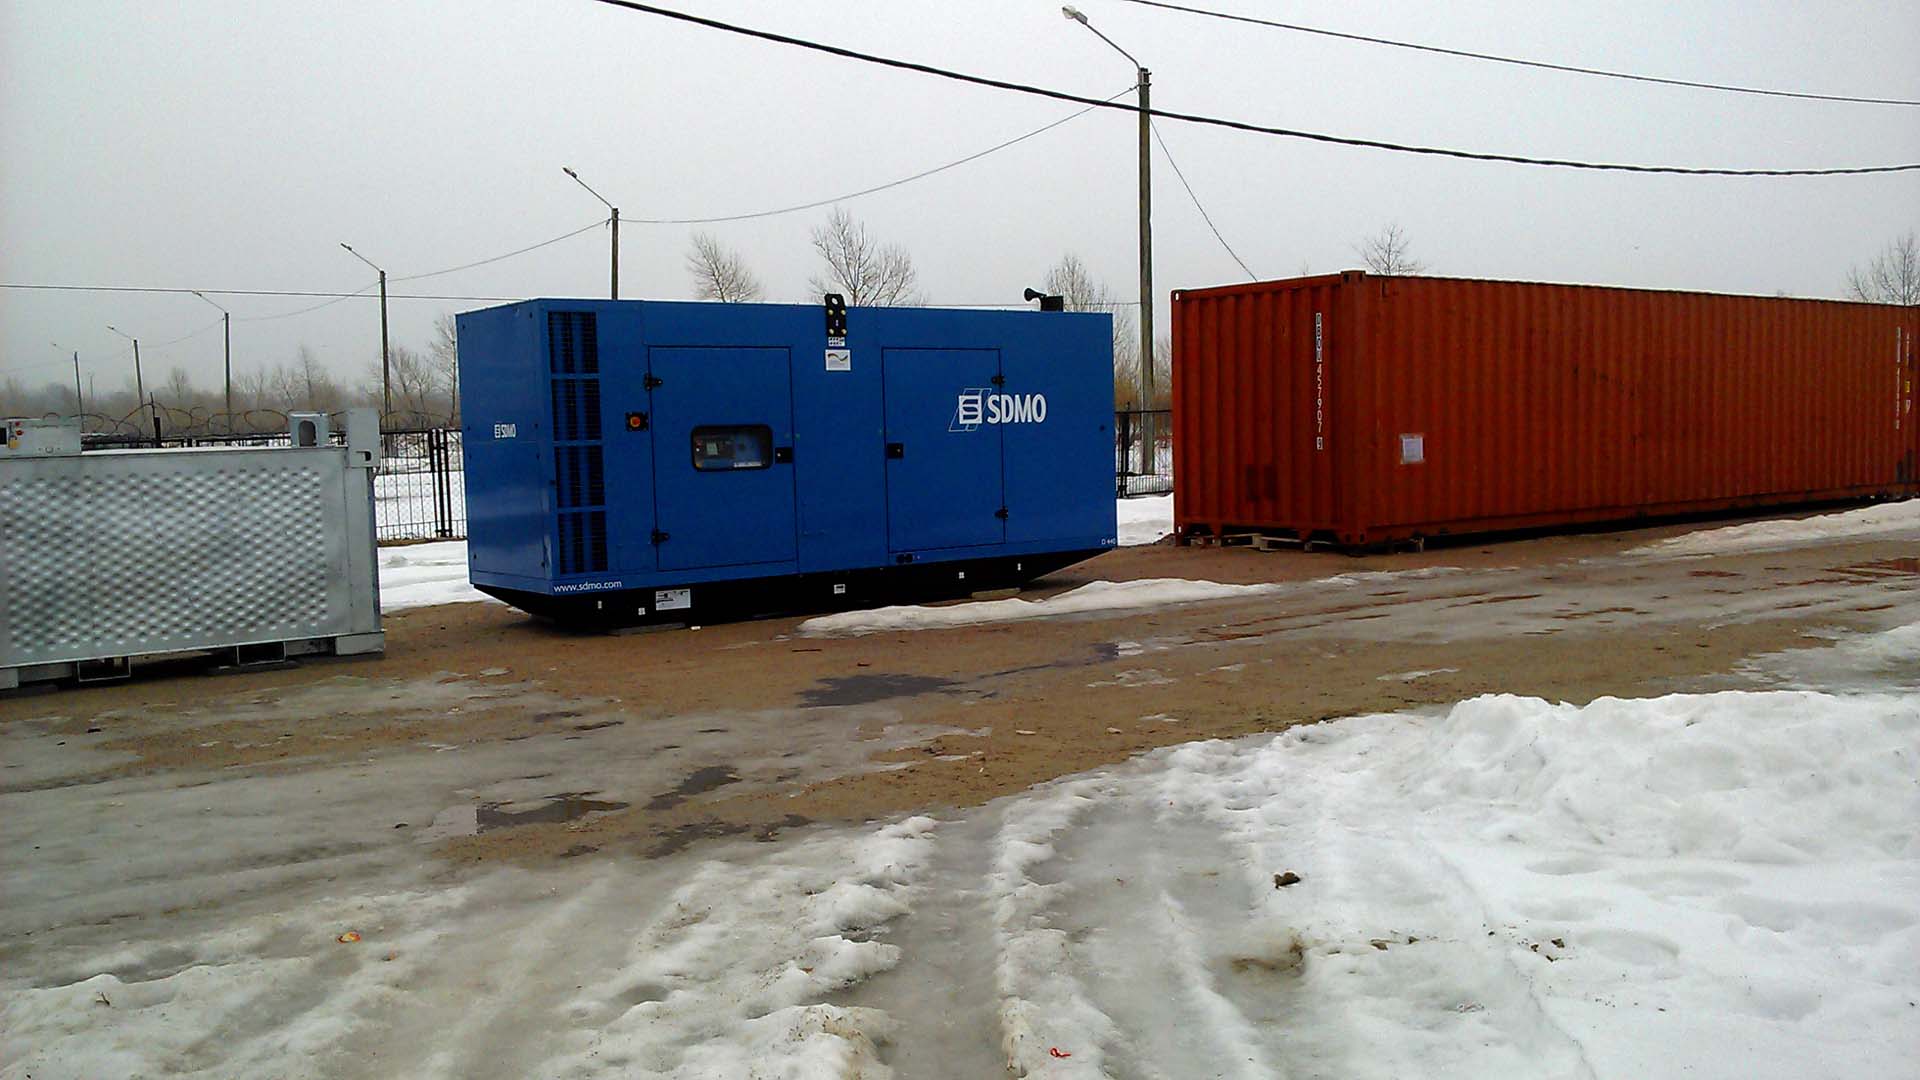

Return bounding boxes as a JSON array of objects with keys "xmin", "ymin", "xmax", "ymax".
[{"xmin": 1172, "ymin": 273, "xmax": 1918, "ymax": 547}]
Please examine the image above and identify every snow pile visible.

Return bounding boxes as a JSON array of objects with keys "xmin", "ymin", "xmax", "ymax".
[
  {"xmin": 378, "ymin": 540, "xmax": 492, "ymax": 612},
  {"xmin": 1746, "ymin": 620, "xmax": 1920, "ymax": 692},
  {"xmin": 1116, "ymin": 493, "xmax": 1173, "ymax": 546},
  {"xmin": 1, "ymin": 885, "xmax": 471, "ymax": 1079},
  {"xmin": 799, "ymin": 566, "xmax": 1472, "ymax": 637},
  {"xmin": 554, "ymin": 816, "xmax": 938, "ymax": 1078},
  {"xmin": 800, "ymin": 578, "xmax": 1278, "ymax": 637},
  {"xmin": 1632, "ymin": 498, "xmax": 1920, "ymax": 557},
  {"xmin": 984, "ymin": 690, "xmax": 1920, "ymax": 1077}
]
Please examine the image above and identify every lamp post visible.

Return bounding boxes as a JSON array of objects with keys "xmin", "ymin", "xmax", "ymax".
[
  {"xmin": 562, "ymin": 166, "xmax": 619, "ymax": 299},
  {"xmin": 340, "ymin": 243, "xmax": 390, "ymax": 425},
  {"xmin": 104, "ymin": 319, "xmax": 162, "ymax": 441},
  {"xmin": 51, "ymin": 342, "xmax": 82, "ymax": 418},
  {"xmin": 1063, "ymin": 5, "xmax": 1156, "ymax": 476},
  {"xmin": 104, "ymin": 326, "xmax": 143, "ymax": 411},
  {"xmin": 192, "ymin": 291, "xmax": 233, "ymax": 432}
]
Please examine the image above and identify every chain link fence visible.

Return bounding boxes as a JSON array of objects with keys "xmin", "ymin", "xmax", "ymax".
[{"xmin": 76, "ymin": 421, "xmax": 465, "ymax": 543}]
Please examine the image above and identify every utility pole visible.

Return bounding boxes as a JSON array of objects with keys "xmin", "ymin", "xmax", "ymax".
[
  {"xmin": 106, "ymin": 325, "xmax": 152, "ymax": 439},
  {"xmin": 73, "ymin": 351, "xmax": 83, "ymax": 416},
  {"xmin": 340, "ymin": 244, "xmax": 391, "ymax": 425},
  {"xmin": 193, "ymin": 291, "xmax": 233, "ymax": 431},
  {"xmin": 563, "ymin": 166, "xmax": 619, "ymax": 299},
  {"xmin": 1063, "ymin": 5, "xmax": 1156, "ymax": 478},
  {"xmin": 1136, "ymin": 65, "xmax": 1155, "ymax": 424}
]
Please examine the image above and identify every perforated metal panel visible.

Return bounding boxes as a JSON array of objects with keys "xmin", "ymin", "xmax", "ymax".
[{"xmin": 1, "ymin": 440, "xmax": 381, "ymax": 674}]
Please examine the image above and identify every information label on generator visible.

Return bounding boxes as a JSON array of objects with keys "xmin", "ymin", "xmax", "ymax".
[{"xmin": 825, "ymin": 348, "xmax": 851, "ymax": 371}]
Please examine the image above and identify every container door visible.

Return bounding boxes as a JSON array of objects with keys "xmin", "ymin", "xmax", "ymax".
[
  {"xmin": 646, "ymin": 347, "xmax": 798, "ymax": 571},
  {"xmin": 882, "ymin": 348, "xmax": 1005, "ymax": 552}
]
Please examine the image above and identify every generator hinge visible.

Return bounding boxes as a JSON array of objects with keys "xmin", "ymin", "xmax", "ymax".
[
  {"xmin": 643, "ymin": 374, "xmax": 663, "ymax": 390},
  {"xmin": 990, "ymin": 374, "xmax": 1006, "ymax": 387},
  {"xmin": 651, "ymin": 529, "xmax": 670, "ymax": 544},
  {"xmin": 995, "ymin": 506, "xmax": 1009, "ymax": 520}
]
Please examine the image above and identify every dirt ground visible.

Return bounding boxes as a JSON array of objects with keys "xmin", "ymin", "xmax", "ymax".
[{"xmin": 7, "ymin": 517, "xmax": 1916, "ymax": 869}]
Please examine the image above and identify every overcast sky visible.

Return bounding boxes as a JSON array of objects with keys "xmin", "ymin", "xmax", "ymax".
[{"xmin": 3, "ymin": 0, "xmax": 1916, "ymax": 399}]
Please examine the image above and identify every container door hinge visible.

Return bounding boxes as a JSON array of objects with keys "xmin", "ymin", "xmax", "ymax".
[
  {"xmin": 643, "ymin": 374, "xmax": 663, "ymax": 390},
  {"xmin": 991, "ymin": 374, "xmax": 1006, "ymax": 386},
  {"xmin": 651, "ymin": 529, "xmax": 670, "ymax": 544},
  {"xmin": 995, "ymin": 507, "xmax": 1009, "ymax": 520}
]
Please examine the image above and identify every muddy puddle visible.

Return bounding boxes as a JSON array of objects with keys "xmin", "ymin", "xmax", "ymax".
[{"xmin": 798, "ymin": 674, "xmax": 957, "ymax": 708}]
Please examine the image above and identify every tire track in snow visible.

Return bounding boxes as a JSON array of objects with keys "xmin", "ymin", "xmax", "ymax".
[{"xmin": 1170, "ymin": 733, "xmax": 1598, "ymax": 1079}]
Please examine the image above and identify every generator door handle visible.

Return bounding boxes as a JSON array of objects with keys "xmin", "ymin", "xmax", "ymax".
[{"xmin": 886, "ymin": 442, "xmax": 905, "ymax": 460}]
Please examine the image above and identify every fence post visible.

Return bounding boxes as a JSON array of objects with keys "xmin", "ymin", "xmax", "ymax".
[{"xmin": 430, "ymin": 427, "xmax": 451, "ymax": 538}]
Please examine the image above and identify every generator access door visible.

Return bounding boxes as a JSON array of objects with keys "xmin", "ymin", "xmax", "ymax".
[
  {"xmin": 882, "ymin": 348, "xmax": 1005, "ymax": 553},
  {"xmin": 645, "ymin": 347, "xmax": 798, "ymax": 571}
]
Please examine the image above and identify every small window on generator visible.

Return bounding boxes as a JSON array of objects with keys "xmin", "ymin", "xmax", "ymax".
[{"xmin": 691, "ymin": 425, "xmax": 772, "ymax": 471}]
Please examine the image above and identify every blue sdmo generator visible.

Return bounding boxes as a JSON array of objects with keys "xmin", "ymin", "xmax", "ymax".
[{"xmin": 456, "ymin": 297, "xmax": 1118, "ymax": 625}]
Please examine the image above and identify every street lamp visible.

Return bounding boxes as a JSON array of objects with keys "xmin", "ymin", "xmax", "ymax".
[
  {"xmin": 103, "ymin": 325, "xmax": 144, "ymax": 412},
  {"xmin": 1063, "ymin": 5, "xmax": 1156, "ymax": 467},
  {"xmin": 50, "ymin": 342, "xmax": 82, "ymax": 418},
  {"xmin": 562, "ymin": 166, "xmax": 620, "ymax": 299},
  {"xmin": 340, "ymin": 243, "xmax": 391, "ymax": 424},
  {"xmin": 192, "ymin": 291, "xmax": 233, "ymax": 431}
]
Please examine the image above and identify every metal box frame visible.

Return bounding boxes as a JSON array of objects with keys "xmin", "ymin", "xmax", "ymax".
[
  {"xmin": 457, "ymin": 299, "xmax": 1118, "ymax": 623},
  {"xmin": 1173, "ymin": 273, "xmax": 1919, "ymax": 547},
  {"xmin": 1, "ymin": 410, "xmax": 385, "ymax": 689}
]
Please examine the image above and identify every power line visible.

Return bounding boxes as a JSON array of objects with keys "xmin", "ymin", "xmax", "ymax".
[
  {"xmin": 1120, "ymin": 0, "xmax": 1920, "ymax": 108},
  {"xmin": 1151, "ymin": 120, "xmax": 1256, "ymax": 280},
  {"xmin": 2, "ymin": 283, "xmax": 522, "ymax": 303},
  {"xmin": 631, "ymin": 90, "xmax": 1132, "ymax": 224},
  {"xmin": 582, "ymin": 0, "xmax": 1920, "ymax": 176},
  {"xmin": 391, "ymin": 218, "xmax": 610, "ymax": 282},
  {"xmin": 234, "ymin": 281, "xmax": 380, "ymax": 323}
]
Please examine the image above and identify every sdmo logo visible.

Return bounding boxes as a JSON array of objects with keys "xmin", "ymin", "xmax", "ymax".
[{"xmin": 951, "ymin": 389, "xmax": 1048, "ymax": 432}]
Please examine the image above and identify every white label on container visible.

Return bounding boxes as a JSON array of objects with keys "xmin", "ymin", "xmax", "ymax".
[
  {"xmin": 1400, "ymin": 433, "xmax": 1425, "ymax": 464},
  {"xmin": 493, "ymin": 423, "xmax": 517, "ymax": 439},
  {"xmin": 1314, "ymin": 312, "xmax": 1325, "ymax": 452},
  {"xmin": 825, "ymin": 348, "xmax": 851, "ymax": 371},
  {"xmin": 654, "ymin": 588, "xmax": 692, "ymax": 611}
]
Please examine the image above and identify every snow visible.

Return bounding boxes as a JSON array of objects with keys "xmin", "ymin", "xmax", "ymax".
[
  {"xmin": 980, "ymin": 684, "xmax": 1920, "ymax": 1078},
  {"xmin": 800, "ymin": 567, "xmax": 1468, "ymax": 637},
  {"xmin": 801, "ymin": 578, "xmax": 1278, "ymax": 637},
  {"xmin": 1116, "ymin": 493, "xmax": 1172, "ymax": 546},
  {"xmin": 377, "ymin": 541, "xmax": 493, "ymax": 612},
  {"xmin": 1631, "ymin": 498, "xmax": 1920, "ymax": 556},
  {"xmin": 549, "ymin": 816, "xmax": 938, "ymax": 1077}
]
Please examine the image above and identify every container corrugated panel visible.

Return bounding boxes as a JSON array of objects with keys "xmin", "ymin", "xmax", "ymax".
[{"xmin": 1173, "ymin": 273, "xmax": 1918, "ymax": 546}]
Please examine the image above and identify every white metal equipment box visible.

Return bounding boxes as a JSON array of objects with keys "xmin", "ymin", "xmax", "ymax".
[{"xmin": 1, "ymin": 410, "xmax": 385, "ymax": 689}]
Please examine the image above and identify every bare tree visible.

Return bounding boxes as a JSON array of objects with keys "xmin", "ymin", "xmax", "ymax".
[
  {"xmin": 1355, "ymin": 223, "xmax": 1426, "ymax": 276},
  {"xmin": 429, "ymin": 313, "xmax": 460, "ymax": 421},
  {"xmin": 1046, "ymin": 253, "xmax": 1140, "ymax": 405},
  {"xmin": 1846, "ymin": 230, "xmax": 1920, "ymax": 305},
  {"xmin": 159, "ymin": 366, "xmax": 196, "ymax": 406},
  {"xmin": 686, "ymin": 231, "xmax": 765, "ymax": 303},
  {"xmin": 807, "ymin": 207, "xmax": 920, "ymax": 306}
]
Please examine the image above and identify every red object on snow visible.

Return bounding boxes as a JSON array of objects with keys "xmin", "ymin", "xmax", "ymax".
[{"xmin": 1049, "ymin": 1047, "xmax": 1072, "ymax": 1058}]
